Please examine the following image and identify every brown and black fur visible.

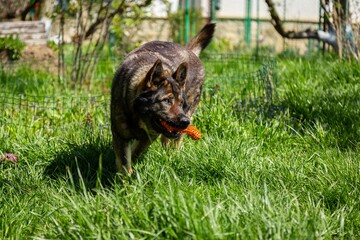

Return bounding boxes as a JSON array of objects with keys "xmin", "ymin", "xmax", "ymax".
[{"xmin": 111, "ymin": 23, "xmax": 215, "ymax": 174}]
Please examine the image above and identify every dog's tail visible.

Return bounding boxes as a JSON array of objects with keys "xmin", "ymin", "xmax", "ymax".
[{"xmin": 187, "ymin": 23, "xmax": 216, "ymax": 57}]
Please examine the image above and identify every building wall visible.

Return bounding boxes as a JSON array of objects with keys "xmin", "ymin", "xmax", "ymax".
[
  {"xmin": 46, "ymin": 0, "xmax": 323, "ymax": 54},
  {"xmin": 145, "ymin": 0, "xmax": 322, "ymax": 53},
  {"xmin": 48, "ymin": 16, "xmax": 319, "ymax": 54},
  {"xmin": 159, "ymin": 0, "xmax": 320, "ymax": 21}
]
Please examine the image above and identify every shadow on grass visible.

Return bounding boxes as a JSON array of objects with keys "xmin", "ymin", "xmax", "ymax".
[
  {"xmin": 44, "ymin": 140, "xmax": 118, "ymax": 190},
  {"xmin": 232, "ymin": 90, "xmax": 359, "ymax": 150},
  {"xmin": 281, "ymin": 86, "xmax": 360, "ymax": 149}
]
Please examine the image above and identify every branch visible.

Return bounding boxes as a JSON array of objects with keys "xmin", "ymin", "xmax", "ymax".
[
  {"xmin": 84, "ymin": 0, "xmax": 113, "ymax": 39},
  {"xmin": 265, "ymin": 0, "xmax": 319, "ymax": 39},
  {"xmin": 320, "ymin": 0, "xmax": 331, "ymax": 17},
  {"xmin": 84, "ymin": 0, "xmax": 152, "ymax": 39}
]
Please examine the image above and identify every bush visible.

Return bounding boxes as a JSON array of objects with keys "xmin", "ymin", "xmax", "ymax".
[{"xmin": 0, "ymin": 35, "xmax": 25, "ymax": 61}]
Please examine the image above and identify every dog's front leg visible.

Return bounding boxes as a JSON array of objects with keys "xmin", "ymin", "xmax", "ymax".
[
  {"xmin": 161, "ymin": 134, "xmax": 185, "ymax": 149},
  {"xmin": 113, "ymin": 134, "xmax": 133, "ymax": 175},
  {"xmin": 132, "ymin": 138, "xmax": 151, "ymax": 165}
]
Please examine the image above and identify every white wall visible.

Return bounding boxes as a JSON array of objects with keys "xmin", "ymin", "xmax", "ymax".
[
  {"xmin": 218, "ymin": 0, "xmax": 320, "ymax": 20},
  {"xmin": 151, "ymin": 0, "xmax": 321, "ymax": 20}
]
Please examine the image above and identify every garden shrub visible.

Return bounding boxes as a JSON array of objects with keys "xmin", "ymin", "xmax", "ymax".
[{"xmin": 0, "ymin": 35, "xmax": 25, "ymax": 61}]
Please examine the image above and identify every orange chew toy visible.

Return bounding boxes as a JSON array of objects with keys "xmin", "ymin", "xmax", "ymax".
[{"xmin": 160, "ymin": 120, "xmax": 202, "ymax": 140}]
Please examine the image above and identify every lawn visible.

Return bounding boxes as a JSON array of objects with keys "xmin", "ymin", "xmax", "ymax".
[{"xmin": 0, "ymin": 52, "xmax": 359, "ymax": 239}]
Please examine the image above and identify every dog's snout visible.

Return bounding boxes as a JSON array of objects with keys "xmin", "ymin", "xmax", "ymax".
[{"xmin": 179, "ymin": 116, "xmax": 190, "ymax": 128}]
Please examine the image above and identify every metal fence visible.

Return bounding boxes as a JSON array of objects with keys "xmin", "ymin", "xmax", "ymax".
[
  {"xmin": 202, "ymin": 54, "xmax": 277, "ymax": 102},
  {"xmin": 0, "ymin": 92, "xmax": 109, "ymax": 135}
]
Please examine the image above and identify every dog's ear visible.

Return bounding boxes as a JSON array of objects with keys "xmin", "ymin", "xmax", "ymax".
[
  {"xmin": 146, "ymin": 59, "xmax": 163, "ymax": 88},
  {"xmin": 173, "ymin": 62, "xmax": 188, "ymax": 89}
]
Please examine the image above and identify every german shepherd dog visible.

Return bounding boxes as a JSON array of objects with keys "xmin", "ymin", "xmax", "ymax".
[{"xmin": 111, "ymin": 23, "xmax": 215, "ymax": 174}]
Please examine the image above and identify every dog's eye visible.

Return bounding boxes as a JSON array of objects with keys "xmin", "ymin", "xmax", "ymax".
[{"xmin": 163, "ymin": 98, "xmax": 173, "ymax": 105}]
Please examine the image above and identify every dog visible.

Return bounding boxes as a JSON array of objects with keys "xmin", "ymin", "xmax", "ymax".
[{"xmin": 111, "ymin": 23, "xmax": 215, "ymax": 174}]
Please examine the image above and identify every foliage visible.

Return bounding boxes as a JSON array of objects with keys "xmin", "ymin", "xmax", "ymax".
[
  {"xmin": 159, "ymin": 0, "xmax": 204, "ymax": 45},
  {"xmin": 1, "ymin": 53, "xmax": 360, "ymax": 238},
  {"xmin": 205, "ymin": 37, "xmax": 249, "ymax": 54},
  {"xmin": 168, "ymin": 10, "xmax": 204, "ymax": 45},
  {"xmin": 47, "ymin": 40, "xmax": 59, "ymax": 52},
  {"xmin": 0, "ymin": 35, "xmax": 25, "ymax": 61},
  {"xmin": 51, "ymin": 0, "xmax": 153, "ymax": 89},
  {"xmin": 110, "ymin": 2, "xmax": 149, "ymax": 54}
]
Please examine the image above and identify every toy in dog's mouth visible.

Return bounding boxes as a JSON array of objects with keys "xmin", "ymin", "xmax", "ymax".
[{"xmin": 159, "ymin": 119, "xmax": 202, "ymax": 140}]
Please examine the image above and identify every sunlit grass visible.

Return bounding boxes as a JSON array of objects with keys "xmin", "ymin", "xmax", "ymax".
[{"xmin": 0, "ymin": 53, "xmax": 359, "ymax": 239}]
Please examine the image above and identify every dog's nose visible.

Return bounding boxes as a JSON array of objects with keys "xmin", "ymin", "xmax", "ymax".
[{"xmin": 179, "ymin": 116, "xmax": 190, "ymax": 128}]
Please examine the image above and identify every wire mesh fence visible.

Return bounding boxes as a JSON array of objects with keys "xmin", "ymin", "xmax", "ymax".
[
  {"xmin": 0, "ymin": 92, "xmax": 110, "ymax": 135},
  {"xmin": 0, "ymin": 54, "xmax": 277, "ymax": 135},
  {"xmin": 202, "ymin": 54, "xmax": 277, "ymax": 103}
]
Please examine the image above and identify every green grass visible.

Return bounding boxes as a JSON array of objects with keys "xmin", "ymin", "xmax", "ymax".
[{"xmin": 1, "ymin": 53, "xmax": 360, "ymax": 239}]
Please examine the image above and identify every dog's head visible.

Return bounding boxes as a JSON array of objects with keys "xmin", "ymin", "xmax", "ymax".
[{"xmin": 134, "ymin": 59, "xmax": 190, "ymax": 138}]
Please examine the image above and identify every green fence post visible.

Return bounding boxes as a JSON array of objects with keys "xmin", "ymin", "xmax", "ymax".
[
  {"xmin": 256, "ymin": 0, "xmax": 260, "ymax": 57},
  {"xmin": 308, "ymin": 38, "xmax": 313, "ymax": 54},
  {"xmin": 318, "ymin": 0, "xmax": 322, "ymax": 50},
  {"xmin": 185, "ymin": 0, "xmax": 190, "ymax": 44},
  {"xmin": 178, "ymin": 0, "xmax": 183, "ymax": 44},
  {"xmin": 245, "ymin": 0, "xmax": 252, "ymax": 46}
]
